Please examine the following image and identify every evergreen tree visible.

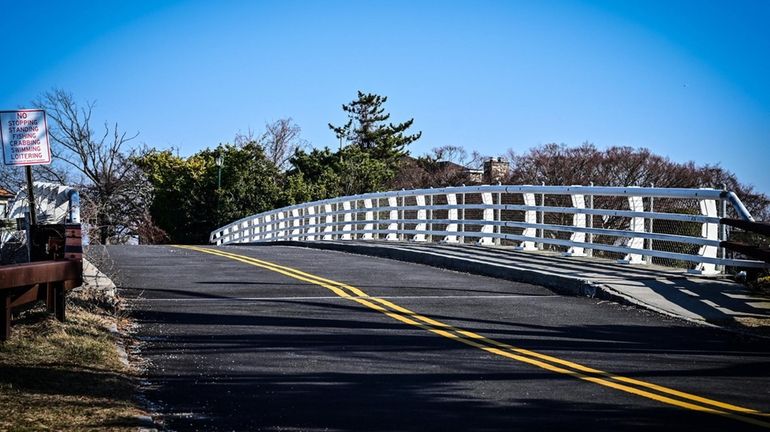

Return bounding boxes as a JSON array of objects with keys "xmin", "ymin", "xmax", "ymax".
[{"xmin": 328, "ymin": 91, "xmax": 421, "ymax": 161}]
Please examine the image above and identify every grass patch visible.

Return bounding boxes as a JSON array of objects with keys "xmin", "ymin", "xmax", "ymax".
[
  {"xmin": 0, "ymin": 301, "xmax": 143, "ymax": 431},
  {"xmin": 750, "ymin": 275, "xmax": 770, "ymax": 294}
]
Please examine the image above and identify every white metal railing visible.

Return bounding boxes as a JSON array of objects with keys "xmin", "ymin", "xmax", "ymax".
[{"xmin": 209, "ymin": 185, "xmax": 768, "ymax": 273}]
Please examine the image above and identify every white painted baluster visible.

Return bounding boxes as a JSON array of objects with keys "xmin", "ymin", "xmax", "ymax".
[
  {"xmin": 477, "ymin": 192, "xmax": 494, "ymax": 245},
  {"xmin": 691, "ymin": 199, "xmax": 719, "ymax": 275},
  {"xmin": 341, "ymin": 201, "xmax": 352, "ymax": 240},
  {"xmin": 362, "ymin": 199, "xmax": 374, "ymax": 240},
  {"xmin": 442, "ymin": 193, "xmax": 459, "ymax": 243},
  {"xmin": 322, "ymin": 204, "xmax": 333, "ymax": 240},
  {"xmin": 516, "ymin": 192, "xmax": 537, "ymax": 250},
  {"xmin": 564, "ymin": 193, "xmax": 587, "ymax": 256},
  {"xmin": 412, "ymin": 195, "xmax": 427, "ymax": 242},
  {"xmin": 386, "ymin": 196, "xmax": 399, "ymax": 241},
  {"xmin": 619, "ymin": 195, "xmax": 645, "ymax": 264}
]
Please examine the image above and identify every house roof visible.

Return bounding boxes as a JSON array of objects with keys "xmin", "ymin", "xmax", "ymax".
[{"xmin": 0, "ymin": 188, "xmax": 14, "ymax": 199}]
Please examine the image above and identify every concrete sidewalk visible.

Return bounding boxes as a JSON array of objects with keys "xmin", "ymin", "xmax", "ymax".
[{"xmin": 264, "ymin": 241, "xmax": 770, "ymax": 333}]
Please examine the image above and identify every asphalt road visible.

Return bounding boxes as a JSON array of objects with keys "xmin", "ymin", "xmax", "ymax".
[{"xmin": 108, "ymin": 245, "xmax": 770, "ymax": 431}]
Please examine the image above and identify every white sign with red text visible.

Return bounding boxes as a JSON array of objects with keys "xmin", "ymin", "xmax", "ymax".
[{"xmin": 0, "ymin": 109, "xmax": 52, "ymax": 166}]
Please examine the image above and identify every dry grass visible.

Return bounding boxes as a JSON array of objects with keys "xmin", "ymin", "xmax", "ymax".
[{"xmin": 0, "ymin": 301, "xmax": 144, "ymax": 432}]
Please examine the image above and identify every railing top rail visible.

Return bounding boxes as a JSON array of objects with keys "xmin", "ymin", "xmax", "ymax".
[{"xmin": 214, "ymin": 185, "xmax": 739, "ymax": 234}]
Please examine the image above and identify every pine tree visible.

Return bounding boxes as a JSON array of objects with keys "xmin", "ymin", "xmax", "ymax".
[{"xmin": 328, "ymin": 91, "xmax": 421, "ymax": 161}]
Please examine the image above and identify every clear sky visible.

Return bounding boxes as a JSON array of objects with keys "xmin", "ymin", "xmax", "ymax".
[{"xmin": 1, "ymin": 0, "xmax": 768, "ymax": 192}]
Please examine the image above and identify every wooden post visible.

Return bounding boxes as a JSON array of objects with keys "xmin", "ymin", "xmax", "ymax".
[
  {"xmin": 1, "ymin": 295, "xmax": 11, "ymax": 341},
  {"xmin": 46, "ymin": 282, "xmax": 56, "ymax": 313},
  {"xmin": 53, "ymin": 281, "xmax": 66, "ymax": 322}
]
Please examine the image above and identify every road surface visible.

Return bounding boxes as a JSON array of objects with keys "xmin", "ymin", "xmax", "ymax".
[{"xmin": 109, "ymin": 245, "xmax": 770, "ymax": 431}]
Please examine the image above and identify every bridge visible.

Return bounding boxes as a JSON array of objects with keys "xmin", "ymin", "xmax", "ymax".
[
  {"xmin": 107, "ymin": 185, "xmax": 770, "ymax": 431},
  {"xmin": 111, "ymin": 185, "xmax": 770, "ymax": 430}
]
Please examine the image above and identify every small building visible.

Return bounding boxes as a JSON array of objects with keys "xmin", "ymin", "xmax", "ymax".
[
  {"xmin": 466, "ymin": 169, "xmax": 483, "ymax": 183},
  {"xmin": 482, "ymin": 157, "xmax": 509, "ymax": 184},
  {"xmin": 0, "ymin": 188, "xmax": 14, "ymax": 218}
]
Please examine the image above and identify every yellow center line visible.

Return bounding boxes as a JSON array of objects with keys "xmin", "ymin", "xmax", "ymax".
[{"xmin": 177, "ymin": 245, "xmax": 770, "ymax": 428}]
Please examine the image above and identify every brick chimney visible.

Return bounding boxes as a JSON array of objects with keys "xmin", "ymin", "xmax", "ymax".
[{"xmin": 483, "ymin": 157, "xmax": 509, "ymax": 184}]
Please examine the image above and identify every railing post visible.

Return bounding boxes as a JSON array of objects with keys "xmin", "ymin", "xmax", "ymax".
[
  {"xmin": 428, "ymin": 190, "xmax": 433, "ymax": 243},
  {"xmin": 646, "ymin": 188, "xmax": 654, "ymax": 265},
  {"xmin": 538, "ymin": 183, "xmax": 545, "ymax": 250},
  {"xmin": 334, "ymin": 202, "xmax": 340, "ymax": 240},
  {"xmin": 297, "ymin": 207, "xmax": 307, "ymax": 241},
  {"xmin": 587, "ymin": 183, "xmax": 594, "ymax": 257},
  {"xmin": 495, "ymin": 187, "xmax": 502, "ymax": 246},
  {"xmin": 375, "ymin": 198, "xmax": 380, "ymax": 240},
  {"xmin": 461, "ymin": 189, "xmax": 466, "ymax": 244},
  {"xmin": 399, "ymin": 193, "xmax": 405, "ymax": 242},
  {"xmin": 718, "ymin": 183, "xmax": 727, "ymax": 274}
]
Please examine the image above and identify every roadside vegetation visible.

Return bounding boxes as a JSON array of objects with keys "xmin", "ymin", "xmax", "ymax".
[{"xmin": 0, "ymin": 274, "xmax": 143, "ymax": 431}]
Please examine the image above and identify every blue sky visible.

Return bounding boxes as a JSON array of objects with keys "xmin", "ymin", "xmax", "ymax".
[{"xmin": 1, "ymin": 0, "xmax": 768, "ymax": 192}]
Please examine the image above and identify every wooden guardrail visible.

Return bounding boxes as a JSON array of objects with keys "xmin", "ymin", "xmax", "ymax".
[{"xmin": 0, "ymin": 260, "xmax": 83, "ymax": 341}]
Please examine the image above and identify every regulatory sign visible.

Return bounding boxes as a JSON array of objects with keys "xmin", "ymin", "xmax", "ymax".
[{"xmin": 0, "ymin": 109, "xmax": 52, "ymax": 166}]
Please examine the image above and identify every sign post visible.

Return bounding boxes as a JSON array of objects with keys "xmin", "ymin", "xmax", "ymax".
[{"xmin": 0, "ymin": 109, "xmax": 53, "ymax": 256}]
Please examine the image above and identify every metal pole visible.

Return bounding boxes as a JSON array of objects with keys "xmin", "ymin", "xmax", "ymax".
[
  {"xmin": 461, "ymin": 190, "xmax": 466, "ymax": 244},
  {"xmin": 428, "ymin": 192, "xmax": 433, "ymax": 243},
  {"xmin": 719, "ymin": 183, "xmax": 727, "ymax": 274},
  {"xmin": 25, "ymin": 166, "xmax": 37, "ymax": 226},
  {"xmin": 495, "ymin": 188, "xmax": 501, "ymax": 245},
  {"xmin": 25, "ymin": 166, "xmax": 36, "ymax": 262},
  {"xmin": 538, "ymin": 182, "xmax": 545, "ymax": 250},
  {"xmin": 399, "ymin": 195, "xmax": 405, "ymax": 241},
  {"xmin": 588, "ymin": 182, "xmax": 594, "ymax": 257},
  {"xmin": 647, "ymin": 189, "xmax": 654, "ymax": 265},
  {"xmin": 375, "ymin": 198, "xmax": 380, "ymax": 240}
]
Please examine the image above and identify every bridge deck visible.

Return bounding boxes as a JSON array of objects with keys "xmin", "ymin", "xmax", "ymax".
[{"xmin": 270, "ymin": 241, "xmax": 770, "ymax": 330}]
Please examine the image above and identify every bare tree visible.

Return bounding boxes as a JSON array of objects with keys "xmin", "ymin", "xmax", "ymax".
[
  {"xmin": 431, "ymin": 145, "xmax": 468, "ymax": 165},
  {"xmin": 261, "ymin": 118, "xmax": 306, "ymax": 171},
  {"xmin": 34, "ymin": 89, "xmax": 160, "ymax": 244}
]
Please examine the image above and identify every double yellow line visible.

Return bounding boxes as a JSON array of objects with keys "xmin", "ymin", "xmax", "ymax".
[{"xmin": 178, "ymin": 245, "xmax": 769, "ymax": 428}]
